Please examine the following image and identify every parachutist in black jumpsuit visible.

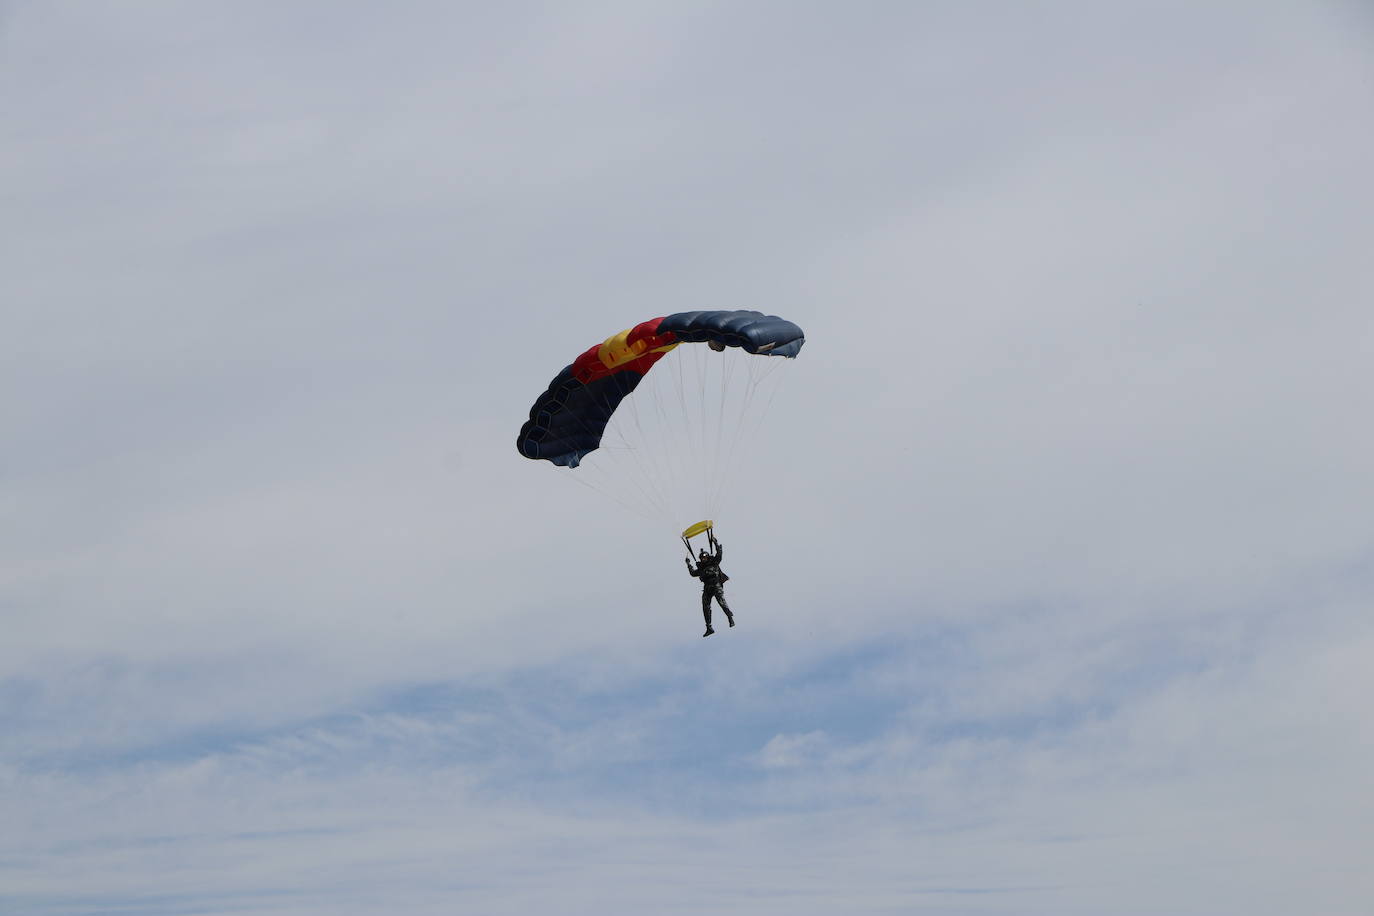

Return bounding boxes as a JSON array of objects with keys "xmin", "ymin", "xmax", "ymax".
[{"xmin": 686, "ymin": 535, "xmax": 733, "ymax": 637}]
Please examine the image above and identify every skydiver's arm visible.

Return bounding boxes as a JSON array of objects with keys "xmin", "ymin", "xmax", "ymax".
[{"xmin": 713, "ymin": 543, "xmax": 723, "ymax": 561}]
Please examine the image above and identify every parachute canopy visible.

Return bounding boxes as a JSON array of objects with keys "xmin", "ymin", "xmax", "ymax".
[{"xmin": 517, "ymin": 310, "xmax": 805, "ymax": 468}]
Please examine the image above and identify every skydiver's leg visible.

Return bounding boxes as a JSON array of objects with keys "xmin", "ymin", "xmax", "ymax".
[
  {"xmin": 701, "ymin": 588, "xmax": 714, "ymax": 636},
  {"xmin": 714, "ymin": 587, "xmax": 734, "ymax": 627}
]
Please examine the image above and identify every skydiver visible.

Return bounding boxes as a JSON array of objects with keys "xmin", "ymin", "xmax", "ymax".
[{"xmin": 685, "ymin": 530, "xmax": 733, "ymax": 637}]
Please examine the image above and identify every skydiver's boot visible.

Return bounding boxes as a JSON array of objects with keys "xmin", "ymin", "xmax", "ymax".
[
  {"xmin": 703, "ymin": 625, "xmax": 715, "ymax": 637},
  {"xmin": 726, "ymin": 612, "xmax": 735, "ymax": 628}
]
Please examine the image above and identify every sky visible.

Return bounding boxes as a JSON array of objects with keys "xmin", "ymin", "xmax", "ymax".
[{"xmin": 3, "ymin": 1, "xmax": 1374, "ymax": 913}]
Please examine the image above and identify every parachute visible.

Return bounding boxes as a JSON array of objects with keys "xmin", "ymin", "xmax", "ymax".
[
  {"xmin": 517, "ymin": 311, "xmax": 804, "ymax": 468},
  {"xmin": 516, "ymin": 310, "xmax": 805, "ymax": 526}
]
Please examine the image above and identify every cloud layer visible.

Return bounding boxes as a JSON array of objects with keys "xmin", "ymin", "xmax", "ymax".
[{"xmin": 4, "ymin": 1, "xmax": 1373, "ymax": 913}]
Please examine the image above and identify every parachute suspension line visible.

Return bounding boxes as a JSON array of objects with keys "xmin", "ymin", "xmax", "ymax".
[
  {"xmin": 657, "ymin": 350, "xmax": 698, "ymax": 524},
  {"xmin": 633, "ymin": 364, "xmax": 689, "ymax": 524},
  {"xmin": 637, "ymin": 357, "xmax": 669, "ymax": 519},
  {"xmin": 654, "ymin": 346, "xmax": 694, "ymax": 526},
  {"xmin": 709, "ymin": 349, "xmax": 735, "ymax": 519},
  {"xmin": 722, "ymin": 350, "xmax": 749, "ymax": 510},
  {"xmin": 562, "ymin": 465, "xmax": 658, "ymax": 521},
  {"xmin": 711, "ymin": 353, "xmax": 789, "ymax": 517},
  {"xmin": 740, "ymin": 357, "xmax": 788, "ymax": 477},
  {"xmin": 542, "ymin": 376, "xmax": 664, "ymax": 522},
  {"xmin": 709, "ymin": 353, "xmax": 750, "ymax": 518},
  {"xmin": 673, "ymin": 346, "xmax": 706, "ymax": 524},
  {"xmin": 579, "ymin": 375, "xmax": 671, "ymax": 521},
  {"xmin": 709, "ymin": 348, "xmax": 733, "ymax": 519},
  {"xmin": 668, "ymin": 342, "xmax": 715, "ymax": 528},
  {"xmin": 709, "ymin": 352, "xmax": 750, "ymax": 518},
  {"xmin": 619, "ymin": 376, "xmax": 671, "ymax": 518},
  {"xmin": 609, "ymin": 379, "xmax": 675, "ymax": 520},
  {"xmin": 696, "ymin": 342, "xmax": 711, "ymax": 515}
]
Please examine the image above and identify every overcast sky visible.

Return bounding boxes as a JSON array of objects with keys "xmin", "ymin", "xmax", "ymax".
[{"xmin": 4, "ymin": 2, "xmax": 1374, "ymax": 913}]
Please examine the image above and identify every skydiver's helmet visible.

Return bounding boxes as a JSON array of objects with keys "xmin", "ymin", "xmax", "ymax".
[{"xmin": 699, "ymin": 549, "xmax": 710, "ymax": 562}]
